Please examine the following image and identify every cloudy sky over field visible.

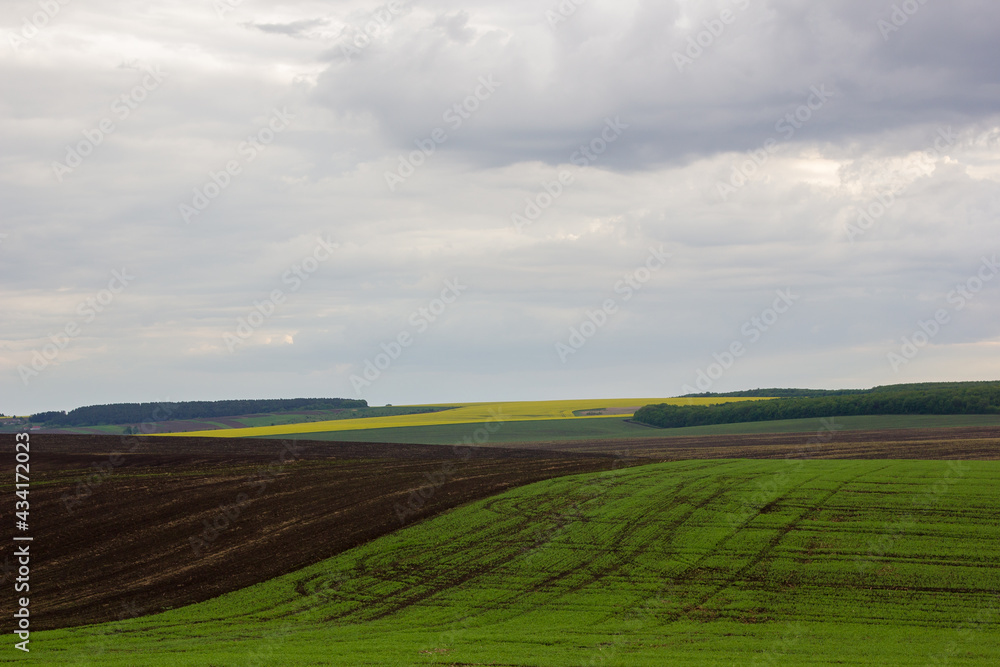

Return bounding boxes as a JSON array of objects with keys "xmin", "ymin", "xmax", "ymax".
[{"xmin": 2, "ymin": 0, "xmax": 999, "ymax": 414}]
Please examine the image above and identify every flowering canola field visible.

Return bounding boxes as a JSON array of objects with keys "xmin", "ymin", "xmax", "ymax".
[{"xmin": 160, "ymin": 397, "xmax": 765, "ymax": 438}]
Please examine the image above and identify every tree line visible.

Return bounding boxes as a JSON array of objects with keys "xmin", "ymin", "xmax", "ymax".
[
  {"xmin": 30, "ymin": 398, "xmax": 368, "ymax": 427},
  {"xmin": 681, "ymin": 388, "xmax": 867, "ymax": 398},
  {"xmin": 635, "ymin": 381, "xmax": 1000, "ymax": 428}
]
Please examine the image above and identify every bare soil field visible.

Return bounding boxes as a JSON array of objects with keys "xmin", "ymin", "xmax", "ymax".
[
  {"xmin": 501, "ymin": 425, "xmax": 1000, "ymax": 459},
  {"xmin": 18, "ymin": 434, "xmax": 623, "ymax": 630}
]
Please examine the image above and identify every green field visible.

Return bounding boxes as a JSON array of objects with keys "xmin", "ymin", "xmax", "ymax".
[
  {"xmin": 35, "ymin": 459, "xmax": 1000, "ymax": 665},
  {"xmin": 255, "ymin": 413, "xmax": 1000, "ymax": 445}
]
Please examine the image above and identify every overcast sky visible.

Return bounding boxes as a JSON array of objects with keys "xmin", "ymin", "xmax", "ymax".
[{"xmin": 2, "ymin": 0, "xmax": 999, "ymax": 415}]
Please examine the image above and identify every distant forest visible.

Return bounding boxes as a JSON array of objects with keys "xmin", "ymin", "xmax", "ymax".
[
  {"xmin": 681, "ymin": 388, "xmax": 868, "ymax": 398},
  {"xmin": 636, "ymin": 381, "xmax": 1000, "ymax": 428},
  {"xmin": 30, "ymin": 398, "xmax": 368, "ymax": 427}
]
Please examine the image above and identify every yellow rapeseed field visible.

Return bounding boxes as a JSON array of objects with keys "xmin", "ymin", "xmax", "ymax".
[{"xmin": 159, "ymin": 397, "xmax": 765, "ymax": 439}]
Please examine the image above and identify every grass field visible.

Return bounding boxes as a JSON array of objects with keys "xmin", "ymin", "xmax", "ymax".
[
  {"xmin": 159, "ymin": 397, "xmax": 767, "ymax": 439},
  {"xmin": 262, "ymin": 413, "xmax": 1000, "ymax": 445},
  {"xmin": 35, "ymin": 459, "xmax": 1000, "ymax": 665}
]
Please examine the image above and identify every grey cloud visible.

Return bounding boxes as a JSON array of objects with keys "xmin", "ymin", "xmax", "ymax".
[
  {"xmin": 432, "ymin": 11, "xmax": 477, "ymax": 44},
  {"xmin": 246, "ymin": 18, "xmax": 330, "ymax": 38},
  {"xmin": 309, "ymin": 0, "xmax": 1000, "ymax": 170}
]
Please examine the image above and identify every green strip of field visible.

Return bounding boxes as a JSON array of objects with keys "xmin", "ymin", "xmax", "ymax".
[
  {"xmin": 38, "ymin": 459, "xmax": 1000, "ymax": 665},
  {"xmin": 253, "ymin": 413, "xmax": 1000, "ymax": 445}
]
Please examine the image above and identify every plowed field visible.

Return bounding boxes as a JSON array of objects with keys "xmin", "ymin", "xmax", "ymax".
[
  {"xmin": 498, "ymin": 425, "xmax": 1000, "ymax": 460},
  {"xmin": 18, "ymin": 434, "xmax": 628, "ymax": 630}
]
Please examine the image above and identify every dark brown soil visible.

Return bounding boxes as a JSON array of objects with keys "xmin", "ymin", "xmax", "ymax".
[
  {"xmin": 496, "ymin": 425, "xmax": 1000, "ymax": 459},
  {"xmin": 14, "ymin": 434, "xmax": 625, "ymax": 631}
]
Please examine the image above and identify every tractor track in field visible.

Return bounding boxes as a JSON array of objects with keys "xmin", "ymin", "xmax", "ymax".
[
  {"xmin": 516, "ymin": 473, "xmax": 732, "ymax": 623},
  {"xmin": 648, "ymin": 466, "xmax": 835, "ymax": 622},
  {"xmin": 681, "ymin": 462, "xmax": 896, "ymax": 620}
]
